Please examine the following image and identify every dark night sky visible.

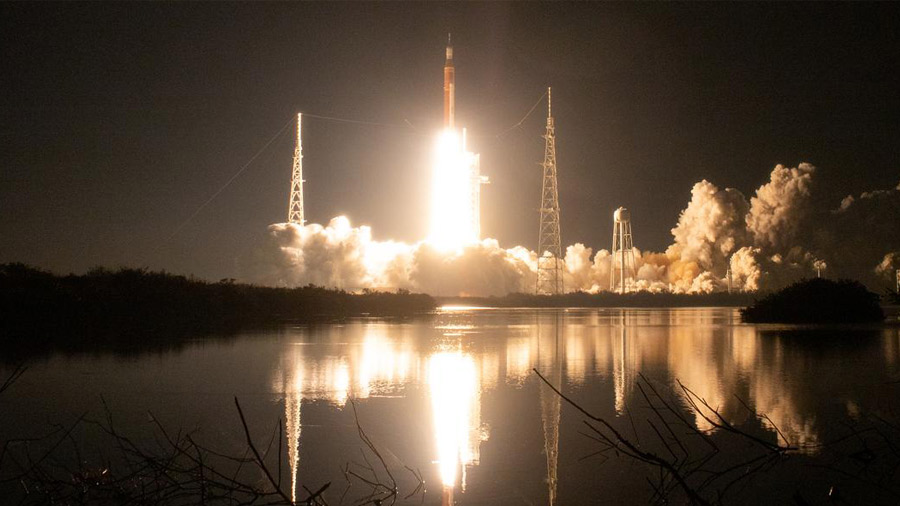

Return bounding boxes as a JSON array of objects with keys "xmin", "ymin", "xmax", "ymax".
[{"xmin": 2, "ymin": 2, "xmax": 898, "ymax": 281}]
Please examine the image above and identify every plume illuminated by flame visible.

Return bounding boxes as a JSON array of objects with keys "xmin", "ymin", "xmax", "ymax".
[{"xmin": 429, "ymin": 129, "xmax": 478, "ymax": 251}]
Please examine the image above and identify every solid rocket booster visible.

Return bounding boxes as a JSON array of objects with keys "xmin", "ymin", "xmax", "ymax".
[{"xmin": 443, "ymin": 34, "xmax": 455, "ymax": 129}]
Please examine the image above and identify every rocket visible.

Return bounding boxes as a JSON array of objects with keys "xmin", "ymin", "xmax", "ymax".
[{"xmin": 443, "ymin": 34, "xmax": 455, "ymax": 129}]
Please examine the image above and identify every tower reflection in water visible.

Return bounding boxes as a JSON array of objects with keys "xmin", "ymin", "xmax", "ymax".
[
  {"xmin": 271, "ymin": 329, "xmax": 414, "ymax": 503},
  {"xmin": 537, "ymin": 311, "xmax": 563, "ymax": 506}
]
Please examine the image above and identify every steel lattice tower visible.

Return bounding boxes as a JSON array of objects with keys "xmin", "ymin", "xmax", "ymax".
[
  {"xmin": 287, "ymin": 113, "xmax": 305, "ymax": 224},
  {"xmin": 537, "ymin": 87, "xmax": 564, "ymax": 295}
]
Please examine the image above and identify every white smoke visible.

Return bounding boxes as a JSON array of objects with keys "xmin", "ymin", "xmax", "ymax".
[
  {"xmin": 746, "ymin": 163, "xmax": 815, "ymax": 250},
  {"xmin": 244, "ymin": 217, "xmax": 407, "ymax": 289},
  {"xmin": 244, "ymin": 217, "xmax": 536, "ymax": 296},
  {"xmin": 410, "ymin": 240, "xmax": 535, "ymax": 296},
  {"xmin": 668, "ymin": 180, "xmax": 749, "ymax": 272},
  {"xmin": 243, "ymin": 166, "xmax": 900, "ymax": 295},
  {"xmin": 729, "ymin": 247, "xmax": 763, "ymax": 291}
]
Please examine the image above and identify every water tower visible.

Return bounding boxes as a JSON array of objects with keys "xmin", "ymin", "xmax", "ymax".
[{"xmin": 610, "ymin": 207, "xmax": 636, "ymax": 293}]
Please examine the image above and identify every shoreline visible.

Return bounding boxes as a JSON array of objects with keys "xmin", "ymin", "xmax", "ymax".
[{"xmin": 436, "ymin": 291, "xmax": 757, "ymax": 308}]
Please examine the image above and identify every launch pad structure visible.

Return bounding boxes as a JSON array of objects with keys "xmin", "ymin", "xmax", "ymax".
[
  {"xmin": 287, "ymin": 113, "xmax": 305, "ymax": 225},
  {"xmin": 536, "ymin": 88, "xmax": 564, "ymax": 295}
]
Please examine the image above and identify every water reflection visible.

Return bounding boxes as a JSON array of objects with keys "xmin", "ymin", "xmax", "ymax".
[
  {"xmin": 357, "ymin": 331, "xmax": 414, "ymax": 398},
  {"xmin": 268, "ymin": 308, "xmax": 899, "ymax": 502},
  {"xmin": 537, "ymin": 312, "xmax": 562, "ymax": 506},
  {"xmin": 272, "ymin": 356, "xmax": 303, "ymax": 503},
  {"xmin": 612, "ymin": 312, "xmax": 632, "ymax": 416},
  {"xmin": 505, "ymin": 335, "xmax": 532, "ymax": 385},
  {"xmin": 273, "ymin": 328, "xmax": 415, "ymax": 499},
  {"xmin": 272, "ymin": 329, "xmax": 417, "ymax": 408},
  {"xmin": 428, "ymin": 351, "xmax": 479, "ymax": 503},
  {"xmin": 887, "ymin": 328, "xmax": 900, "ymax": 366}
]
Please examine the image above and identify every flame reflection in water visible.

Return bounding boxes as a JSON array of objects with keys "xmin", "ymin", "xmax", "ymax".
[{"xmin": 428, "ymin": 351, "xmax": 480, "ymax": 499}]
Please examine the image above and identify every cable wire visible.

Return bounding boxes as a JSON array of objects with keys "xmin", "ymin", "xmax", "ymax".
[
  {"xmin": 156, "ymin": 115, "xmax": 295, "ymax": 249},
  {"xmin": 494, "ymin": 89, "xmax": 548, "ymax": 139}
]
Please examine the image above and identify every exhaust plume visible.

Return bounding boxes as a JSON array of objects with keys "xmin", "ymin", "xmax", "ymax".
[{"xmin": 243, "ymin": 166, "xmax": 900, "ymax": 295}]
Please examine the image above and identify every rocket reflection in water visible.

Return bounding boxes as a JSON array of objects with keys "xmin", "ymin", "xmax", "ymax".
[{"xmin": 428, "ymin": 351, "xmax": 480, "ymax": 504}]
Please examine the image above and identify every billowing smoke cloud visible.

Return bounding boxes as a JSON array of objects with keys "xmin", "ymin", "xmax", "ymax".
[
  {"xmin": 746, "ymin": 163, "xmax": 815, "ymax": 250},
  {"xmin": 242, "ymin": 166, "xmax": 900, "ymax": 295},
  {"xmin": 668, "ymin": 180, "xmax": 749, "ymax": 272},
  {"xmin": 626, "ymin": 163, "xmax": 823, "ymax": 293},
  {"xmin": 243, "ymin": 216, "xmax": 536, "ymax": 296}
]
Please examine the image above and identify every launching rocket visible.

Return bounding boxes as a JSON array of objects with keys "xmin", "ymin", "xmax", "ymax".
[
  {"xmin": 431, "ymin": 33, "xmax": 487, "ymax": 249},
  {"xmin": 443, "ymin": 34, "xmax": 455, "ymax": 129}
]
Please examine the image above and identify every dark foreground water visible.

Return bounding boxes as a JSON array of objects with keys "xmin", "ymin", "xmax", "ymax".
[{"xmin": 2, "ymin": 307, "xmax": 900, "ymax": 505}]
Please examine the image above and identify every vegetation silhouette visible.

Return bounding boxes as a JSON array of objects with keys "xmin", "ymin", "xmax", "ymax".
[
  {"xmin": 741, "ymin": 278, "xmax": 884, "ymax": 324},
  {"xmin": 0, "ymin": 363, "xmax": 422, "ymax": 506},
  {"xmin": 0, "ymin": 263, "xmax": 435, "ymax": 359},
  {"xmin": 535, "ymin": 368, "xmax": 900, "ymax": 505}
]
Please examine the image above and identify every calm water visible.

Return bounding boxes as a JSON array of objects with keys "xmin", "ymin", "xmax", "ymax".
[{"xmin": 2, "ymin": 307, "xmax": 900, "ymax": 504}]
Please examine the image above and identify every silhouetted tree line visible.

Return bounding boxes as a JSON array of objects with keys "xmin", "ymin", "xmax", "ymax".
[
  {"xmin": 0, "ymin": 264, "xmax": 435, "ymax": 355},
  {"xmin": 741, "ymin": 278, "xmax": 884, "ymax": 323},
  {"xmin": 889, "ymin": 288, "xmax": 900, "ymax": 306},
  {"xmin": 440, "ymin": 290, "xmax": 756, "ymax": 308}
]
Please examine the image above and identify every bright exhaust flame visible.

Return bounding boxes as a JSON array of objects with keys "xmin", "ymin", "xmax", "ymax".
[{"xmin": 429, "ymin": 129, "xmax": 479, "ymax": 251}]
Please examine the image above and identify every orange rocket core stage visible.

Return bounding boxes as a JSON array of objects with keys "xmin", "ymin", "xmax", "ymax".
[{"xmin": 443, "ymin": 36, "xmax": 455, "ymax": 129}]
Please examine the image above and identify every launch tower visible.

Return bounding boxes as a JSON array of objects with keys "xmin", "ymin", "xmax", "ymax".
[
  {"xmin": 536, "ymin": 88, "xmax": 564, "ymax": 295},
  {"xmin": 610, "ymin": 207, "xmax": 636, "ymax": 293},
  {"xmin": 287, "ymin": 113, "xmax": 305, "ymax": 224}
]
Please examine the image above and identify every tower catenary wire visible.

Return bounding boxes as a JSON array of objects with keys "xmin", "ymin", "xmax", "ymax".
[
  {"xmin": 537, "ymin": 87, "xmax": 564, "ymax": 295},
  {"xmin": 287, "ymin": 113, "xmax": 305, "ymax": 225}
]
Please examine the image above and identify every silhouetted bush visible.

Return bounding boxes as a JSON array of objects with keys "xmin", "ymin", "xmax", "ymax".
[
  {"xmin": 741, "ymin": 278, "xmax": 884, "ymax": 323},
  {"xmin": 0, "ymin": 264, "xmax": 435, "ymax": 356}
]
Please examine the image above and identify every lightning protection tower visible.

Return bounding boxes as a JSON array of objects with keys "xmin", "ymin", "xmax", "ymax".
[
  {"xmin": 537, "ymin": 87, "xmax": 564, "ymax": 295},
  {"xmin": 610, "ymin": 207, "xmax": 636, "ymax": 293},
  {"xmin": 287, "ymin": 113, "xmax": 305, "ymax": 225}
]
